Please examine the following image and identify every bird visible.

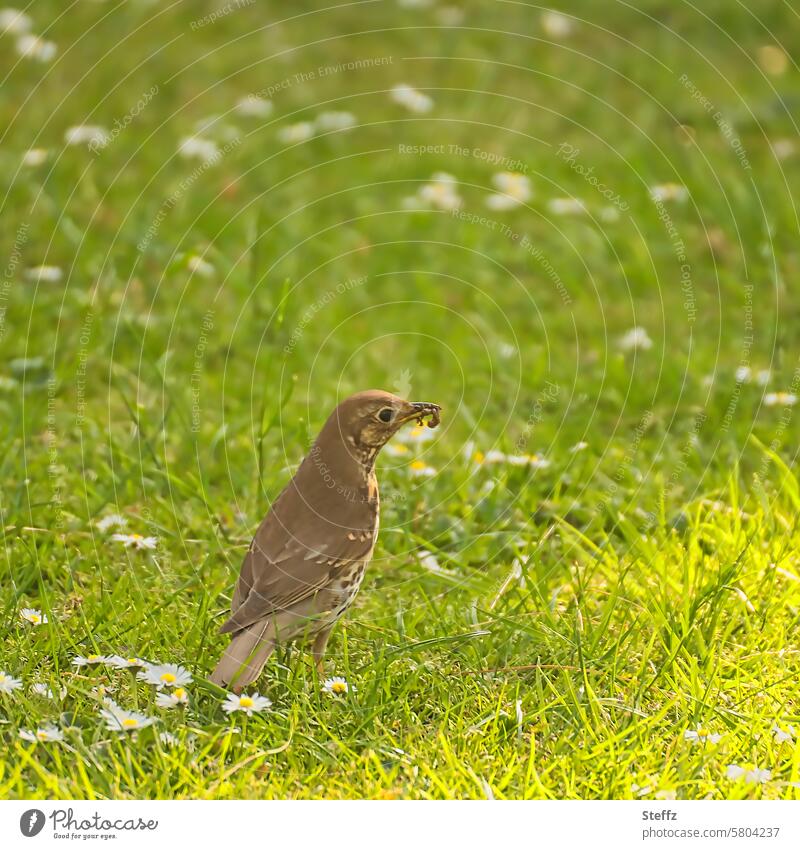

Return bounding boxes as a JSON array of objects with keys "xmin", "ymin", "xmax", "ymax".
[{"xmin": 210, "ymin": 390, "xmax": 441, "ymax": 691}]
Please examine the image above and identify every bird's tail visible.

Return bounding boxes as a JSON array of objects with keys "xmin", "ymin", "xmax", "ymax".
[{"xmin": 210, "ymin": 620, "xmax": 275, "ymax": 692}]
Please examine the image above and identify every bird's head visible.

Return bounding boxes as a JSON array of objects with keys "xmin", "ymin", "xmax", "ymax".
[{"xmin": 328, "ymin": 390, "xmax": 441, "ymax": 454}]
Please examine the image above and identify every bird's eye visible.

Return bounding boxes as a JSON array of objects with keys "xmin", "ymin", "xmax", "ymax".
[{"xmin": 378, "ymin": 407, "xmax": 394, "ymax": 423}]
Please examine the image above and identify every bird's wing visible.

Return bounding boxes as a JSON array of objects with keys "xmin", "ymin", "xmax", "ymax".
[{"xmin": 221, "ymin": 476, "xmax": 377, "ymax": 635}]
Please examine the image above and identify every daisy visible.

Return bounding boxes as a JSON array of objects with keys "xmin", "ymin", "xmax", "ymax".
[
  {"xmin": 111, "ymin": 532, "xmax": 157, "ymax": 550},
  {"xmin": 0, "ymin": 671, "xmax": 22, "ymax": 694},
  {"xmin": 71, "ymin": 654, "xmax": 110, "ymax": 667},
  {"xmin": 764, "ymin": 392, "xmax": 797, "ymax": 407},
  {"xmin": 235, "ymin": 95, "xmax": 273, "ymax": 118},
  {"xmin": 100, "ymin": 700, "xmax": 156, "ymax": 733},
  {"xmin": 756, "ymin": 369, "xmax": 771, "ymax": 385},
  {"xmin": 138, "ymin": 663, "xmax": 193, "ymax": 689},
  {"xmin": 396, "ymin": 423, "xmax": 436, "ymax": 444},
  {"xmin": 0, "ymin": 8, "xmax": 32, "ymax": 35},
  {"xmin": 409, "ymin": 459, "xmax": 436, "ymax": 477},
  {"xmin": 107, "ymin": 655, "xmax": 147, "ymax": 670},
  {"xmin": 31, "ymin": 682, "xmax": 66, "ymax": 700},
  {"xmin": 222, "ymin": 692, "xmax": 272, "ymax": 715},
  {"xmin": 390, "ymin": 83, "xmax": 433, "ymax": 113},
  {"xmin": 277, "ymin": 122, "xmax": 315, "ymax": 144},
  {"xmin": 541, "ymin": 10, "xmax": 573, "ymax": 38},
  {"xmin": 486, "ymin": 172, "xmax": 531, "ymax": 210},
  {"xmin": 315, "ymin": 111, "xmax": 357, "ymax": 132},
  {"xmin": 187, "ymin": 255, "xmax": 214, "ymax": 277},
  {"xmin": 600, "ymin": 205, "xmax": 620, "ymax": 222},
  {"xmin": 505, "ymin": 453, "xmax": 550, "ymax": 468},
  {"xmin": 25, "ymin": 266, "xmax": 63, "ymax": 283},
  {"xmin": 684, "ymin": 725, "xmax": 722, "ymax": 744},
  {"xmin": 416, "ymin": 549, "xmax": 455, "ymax": 576},
  {"xmin": 418, "ymin": 172, "xmax": 462, "ymax": 210},
  {"xmin": 96, "ymin": 513, "xmax": 126, "ymax": 532},
  {"xmin": 158, "ymin": 731, "xmax": 180, "ymax": 747},
  {"xmin": 64, "ymin": 125, "xmax": 110, "ymax": 148},
  {"xmin": 322, "ymin": 676, "xmax": 353, "ymax": 697},
  {"xmin": 15, "ymin": 34, "xmax": 56, "ymax": 62},
  {"xmin": 772, "ymin": 724, "xmax": 795, "ymax": 744},
  {"xmin": 155, "ymin": 687, "xmax": 189, "ymax": 708},
  {"xmin": 735, "ymin": 366, "xmax": 752, "ymax": 383},
  {"xmin": 726, "ymin": 764, "xmax": 771, "ymax": 784},
  {"xmin": 570, "ymin": 441, "xmax": 588, "ymax": 453},
  {"xmin": 618, "ymin": 326, "xmax": 653, "ymax": 351},
  {"xmin": 20, "ymin": 607, "xmax": 47, "ymax": 625},
  {"xmin": 21, "ymin": 148, "xmax": 47, "ymax": 166},
  {"xmin": 385, "ymin": 443, "xmax": 411, "ymax": 457},
  {"xmin": 650, "ymin": 183, "xmax": 688, "ymax": 203},
  {"xmin": 19, "ymin": 725, "xmax": 64, "ymax": 743},
  {"xmin": 178, "ymin": 136, "xmax": 220, "ymax": 163},
  {"xmin": 547, "ymin": 197, "xmax": 586, "ymax": 215}
]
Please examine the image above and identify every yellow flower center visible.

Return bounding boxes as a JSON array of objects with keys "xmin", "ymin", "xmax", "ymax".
[
  {"xmin": 160, "ymin": 672, "xmax": 176, "ymax": 684},
  {"xmin": 36, "ymin": 730, "xmax": 48, "ymax": 740},
  {"xmin": 127, "ymin": 658, "xmax": 139, "ymax": 664},
  {"xmin": 474, "ymin": 451, "xmax": 485, "ymax": 464},
  {"xmin": 132, "ymin": 534, "xmax": 143, "ymax": 540},
  {"xmin": 331, "ymin": 682, "xmax": 347, "ymax": 694},
  {"xmin": 30, "ymin": 615, "xmax": 40, "ymax": 623},
  {"xmin": 122, "ymin": 718, "xmax": 139, "ymax": 728},
  {"xmin": 239, "ymin": 696, "xmax": 254, "ymax": 708},
  {"xmin": 88, "ymin": 655, "xmax": 101, "ymax": 662},
  {"xmin": 410, "ymin": 460, "xmax": 427, "ymax": 470},
  {"xmin": 173, "ymin": 688, "xmax": 186, "ymax": 700},
  {"xmin": 697, "ymin": 728, "xmax": 709, "ymax": 737}
]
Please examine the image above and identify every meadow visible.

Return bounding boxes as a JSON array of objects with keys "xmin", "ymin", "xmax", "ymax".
[{"xmin": 1, "ymin": 0, "xmax": 799, "ymax": 799}]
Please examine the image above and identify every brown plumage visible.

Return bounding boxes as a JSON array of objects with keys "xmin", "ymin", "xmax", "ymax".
[{"xmin": 210, "ymin": 390, "xmax": 441, "ymax": 691}]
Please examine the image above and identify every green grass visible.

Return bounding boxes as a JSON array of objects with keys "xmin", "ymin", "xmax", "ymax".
[{"xmin": 1, "ymin": 0, "xmax": 800, "ymax": 799}]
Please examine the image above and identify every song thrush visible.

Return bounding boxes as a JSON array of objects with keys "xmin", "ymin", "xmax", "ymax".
[{"xmin": 210, "ymin": 390, "xmax": 441, "ymax": 691}]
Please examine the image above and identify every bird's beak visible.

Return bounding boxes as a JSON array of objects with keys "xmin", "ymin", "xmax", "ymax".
[{"xmin": 398, "ymin": 401, "xmax": 442, "ymax": 428}]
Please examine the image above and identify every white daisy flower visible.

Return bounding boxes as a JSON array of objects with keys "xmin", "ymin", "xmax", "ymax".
[
  {"xmin": 416, "ymin": 549, "xmax": 455, "ymax": 576},
  {"xmin": 155, "ymin": 687, "xmax": 189, "ymax": 708},
  {"xmin": 390, "ymin": 83, "xmax": 434, "ymax": 113},
  {"xmin": 31, "ymin": 682, "xmax": 66, "ymax": 700},
  {"xmin": 187, "ymin": 255, "xmax": 214, "ymax": 277},
  {"xmin": 618, "ymin": 326, "xmax": 653, "ymax": 351},
  {"xmin": 21, "ymin": 148, "xmax": 47, "ymax": 166},
  {"xmin": 684, "ymin": 726, "xmax": 722, "ymax": 744},
  {"xmin": 64, "ymin": 125, "xmax": 110, "ymax": 148},
  {"xmin": 396, "ymin": 423, "xmax": 436, "ymax": 444},
  {"xmin": 547, "ymin": 197, "xmax": 586, "ymax": 215},
  {"xmin": 600, "ymin": 205, "xmax": 620, "ymax": 222},
  {"xmin": 15, "ymin": 34, "xmax": 56, "ymax": 62},
  {"xmin": 222, "ymin": 692, "xmax": 272, "ymax": 715},
  {"xmin": 96, "ymin": 513, "xmax": 126, "ymax": 532},
  {"xmin": 277, "ymin": 122, "xmax": 316, "ymax": 144},
  {"xmin": 418, "ymin": 172, "xmax": 462, "ymax": 210},
  {"xmin": 735, "ymin": 366, "xmax": 752, "ymax": 383},
  {"xmin": 322, "ymin": 676, "xmax": 353, "ymax": 696},
  {"xmin": 506, "ymin": 453, "xmax": 550, "ymax": 468},
  {"xmin": 764, "ymin": 392, "xmax": 797, "ymax": 407},
  {"xmin": 100, "ymin": 700, "xmax": 156, "ymax": 733},
  {"xmin": 0, "ymin": 671, "xmax": 22, "ymax": 694},
  {"xmin": 385, "ymin": 443, "xmax": 411, "ymax": 457},
  {"xmin": 756, "ymin": 369, "xmax": 771, "ymax": 386},
  {"xmin": 650, "ymin": 183, "xmax": 689, "ymax": 203},
  {"xmin": 235, "ymin": 95, "xmax": 273, "ymax": 118},
  {"xmin": 409, "ymin": 459, "xmax": 436, "ymax": 477},
  {"xmin": 0, "ymin": 8, "xmax": 32, "ymax": 35},
  {"xmin": 20, "ymin": 607, "xmax": 47, "ymax": 625},
  {"xmin": 138, "ymin": 663, "xmax": 193, "ymax": 689},
  {"xmin": 71, "ymin": 654, "xmax": 110, "ymax": 668},
  {"xmin": 315, "ymin": 111, "xmax": 357, "ymax": 132},
  {"xmin": 19, "ymin": 724, "xmax": 64, "ymax": 743},
  {"xmin": 178, "ymin": 136, "xmax": 220, "ymax": 163},
  {"xmin": 111, "ymin": 533, "xmax": 157, "ymax": 550},
  {"xmin": 159, "ymin": 731, "xmax": 180, "ymax": 747},
  {"xmin": 570, "ymin": 441, "xmax": 588, "ymax": 453},
  {"xmin": 772, "ymin": 724, "xmax": 795, "ymax": 744},
  {"xmin": 486, "ymin": 171, "xmax": 531, "ymax": 209},
  {"xmin": 726, "ymin": 764, "xmax": 771, "ymax": 784},
  {"xmin": 541, "ymin": 10, "xmax": 573, "ymax": 38},
  {"xmin": 107, "ymin": 655, "xmax": 147, "ymax": 669},
  {"xmin": 25, "ymin": 265, "xmax": 63, "ymax": 283}
]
